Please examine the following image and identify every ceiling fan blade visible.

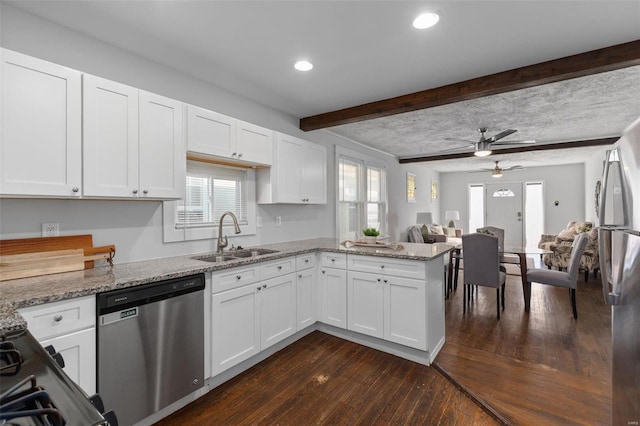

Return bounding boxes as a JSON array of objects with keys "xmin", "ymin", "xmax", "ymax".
[
  {"xmin": 444, "ymin": 137, "xmax": 476, "ymax": 144},
  {"xmin": 503, "ymin": 165, "xmax": 525, "ymax": 171},
  {"xmin": 487, "ymin": 129, "xmax": 517, "ymax": 142},
  {"xmin": 468, "ymin": 169, "xmax": 493, "ymax": 173},
  {"xmin": 492, "ymin": 139, "xmax": 536, "ymax": 146}
]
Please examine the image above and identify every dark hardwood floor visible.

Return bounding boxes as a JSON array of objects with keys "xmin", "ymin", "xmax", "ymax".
[
  {"xmin": 435, "ymin": 266, "xmax": 612, "ymax": 425},
  {"xmin": 157, "ymin": 265, "xmax": 611, "ymax": 426}
]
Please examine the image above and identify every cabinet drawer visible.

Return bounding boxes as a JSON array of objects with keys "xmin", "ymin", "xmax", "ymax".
[
  {"xmin": 296, "ymin": 253, "xmax": 316, "ymax": 271},
  {"xmin": 261, "ymin": 257, "xmax": 296, "ymax": 280},
  {"xmin": 212, "ymin": 266, "xmax": 260, "ymax": 294},
  {"xmin": 321, "ymin": 252, "xmax": 347, "ymax": 269},
  {"xmin": 348, "ymin": 255, "xmax": 426, "ymax": 280},
  {"xmin": 18, "ymin": 296, "xmax": 95, "ymax": 340}
]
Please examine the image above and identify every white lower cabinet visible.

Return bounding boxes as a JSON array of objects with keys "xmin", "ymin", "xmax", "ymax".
[
  {"xmin": 40, "ymin": 328, "xmax": 96, "ymax": 395},
  {"xmin": 347, "ymin": 271, "xmax": 384, "ymax": 338},
  {"xmin": 17, "ymin": 296, "xmax": 96, "ymax": 395},
  {"xmin": 296, "ymin": 268, "xmax": 316, "ymax": 331},
  {"xmin": 211, "ymin": 264, "xmax": 297, "ymax": 376},
  {"xmin": 260, "ymin": 274, "xmax": 296, "ymax": 350},
  {"xmin": 319, "ymin": 267, "xmax": 348, "ymax": 329}
]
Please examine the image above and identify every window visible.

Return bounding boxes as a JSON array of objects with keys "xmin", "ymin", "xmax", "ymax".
[
  {"xmin": 468, "ymin": 184, "xmax": 484, "ymax": 232},
  {"xmin": 492, "ymin": 188, "xmax": 515, "ymax": 197},
  {"xmin": 178, "ymin": 162, "xmax": 247, "ymax": 228},
  {"xmin": 525, "ymin": 182, "xmax": 544, "ymax": 249},
  {"xmin": 163, "ymin": 161, "xmax": 255, "ymax": 242},
  {"xmin": 337, "ymin": 147, "xmax": 387, "ymax": 240}
]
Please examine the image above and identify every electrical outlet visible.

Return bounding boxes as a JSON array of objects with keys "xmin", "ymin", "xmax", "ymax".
[
  {"xmin": 275, "ymin": 216, "xmax": 282, "ymax": 227},
  {"xmin": 256, "ymin": 216, "xmax": 263, "ymax": 228},
  {"xmin": 42, "ymin": 222, "xmax": 59, "ymax": 237}
]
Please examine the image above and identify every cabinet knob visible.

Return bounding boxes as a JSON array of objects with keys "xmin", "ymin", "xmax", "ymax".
[
  {"xmin": 238, "ymin": 153, "xmax": 243, "ymax": 158},
  {"xmin": 277, "ymin": 265, "xmax": 282, "ymax": 270},
  {"xmin": 377, "ymin": 278, "xmax": 381, "ymax": 282},
  {"xmin": 232, "ymin": 152, "xmax": 237, "ymax": 156},
  {"xmin": 305, "ymin": 259, "xmax": 309, "ymax": 263},
  {"xmin": 262, "ymin": 284, "xmax": 267, "ymax": 289},
  {"xmin": 236, "ymin": 275, "xmax": 242, "ymax": 280},
  {"xmin": 72, "ymin": 187, "xmax": 80, "ymax": 193},
  {"xmin": 380, "ymin": 265, "xmax": 385, "ymax": 269},
  {"xmin": 331, "ymin": 258, "xmax": 335, "ymax": 263},
  {"xmin": 322, "ymin": 270, "xmax": 326, "ymax": 274},
  {"xmin": 298, "ymin": 274, "xmax": 303, "ymax": 278},
  {"xmin": 132, "ymin": 189, "xmax": 138, "ymax": 194},
  {"xmin": 143, "ymin": 189, "xmax": 148, "ymax": 195},
  {"xmin": 384, "ymin": 279, "xmax": 388, "ymax": 284},
  {"xmin": 257, "ymin": 287, "xmax": 261, "ymax": 291},
  {"xmin": 53, "ymin": 314, "xmax": 63, "ymax": 322}
]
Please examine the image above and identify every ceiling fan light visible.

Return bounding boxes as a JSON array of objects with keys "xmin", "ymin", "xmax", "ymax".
[
  {"xmin": 474, "ymin": 149, "xmax": 492, "ymax": 157},
  {"xmin": 413, "ymin": 12, "xmax": 440, "ymax": 29},
  {"xmin": 492, "ymin": 171, "xmax": 503, "ymax": 178},
  {"xmin": 294, "ymin": 60, "xmax": 313, "ymax": 71}
]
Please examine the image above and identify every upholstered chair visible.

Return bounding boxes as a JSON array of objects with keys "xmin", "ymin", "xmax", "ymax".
[
  {"xmin": 543, "ymin": 226, "xmax": 599, "ymax": 281},
  {"xmin": 461, "ymin": 233, "xmax": 507, "ymax": 320},
  {"xmin": 527, "ymin": 232, "xmax": 589, "ymax": 319}
]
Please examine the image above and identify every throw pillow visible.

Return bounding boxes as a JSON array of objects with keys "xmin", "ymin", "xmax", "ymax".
[
  {"xmin": 444, "ymin": 227, "xmax": 456, "ymax": 237},
  {"xmin": 420, "ymin": 224, "xmax": 429, "ymax": 241},
  {"xmin": 558, "ymin": 228, "xmax": 577, "ymax": 239},
  {"xmin": 429, "ymin": 224, "xmax": 444, "ymax": 235}
]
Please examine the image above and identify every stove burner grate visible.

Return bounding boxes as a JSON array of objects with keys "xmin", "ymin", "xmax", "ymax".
[
  {"xmin": 0, "ymin": 340, "xmax": 24, "ymax": 376},
  {"xmin": 0, "ymin": 375, "xmax": 65, "ymax": 426}
]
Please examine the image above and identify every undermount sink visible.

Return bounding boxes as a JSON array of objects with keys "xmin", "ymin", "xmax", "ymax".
[
  {"xmin": 196, "ymin": 255, "xmax": 239, "ymax": 263},
  {"xmin": 229, "ymin": 248, "xmax": 279, "ymax": 258},
  {"xmin": 195, "ymin": 248, "xmax": 279, "ymax": 263}
]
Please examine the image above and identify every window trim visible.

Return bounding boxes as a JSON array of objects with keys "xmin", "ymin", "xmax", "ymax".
[
  {"xmin": 335, "ymin": 146, "xmax": 388, "ymax": 240},
  {"xmin": 163, "ymin": 163, "xmax": 256, "ymax": 243}
]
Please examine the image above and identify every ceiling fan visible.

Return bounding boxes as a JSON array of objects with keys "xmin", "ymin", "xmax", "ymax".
[
  {"xmin": 469, "ymin": 161, "xmax": 525, "ymax": 178},
  {"xmin": 444, "ymin": 128, "xmax": 536, "ymax": 157}
]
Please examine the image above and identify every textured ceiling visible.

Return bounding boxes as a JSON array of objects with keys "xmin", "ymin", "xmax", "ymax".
[{"xmin": 5, "ymin": 1, "xmax": 639, "ymax": 171}]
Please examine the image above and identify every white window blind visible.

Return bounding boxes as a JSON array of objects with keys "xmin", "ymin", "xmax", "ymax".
[{"xmin": 177, "ymin": 161, "xmax": 248, "ymax": 228}]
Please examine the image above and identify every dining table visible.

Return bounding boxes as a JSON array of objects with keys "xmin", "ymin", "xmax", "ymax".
[{"xmin": 446, "ymin": 245, "xmax": 552, "ymax": 311}]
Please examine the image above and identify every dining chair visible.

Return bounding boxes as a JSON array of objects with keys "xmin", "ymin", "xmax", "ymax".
[
  {"xmin": 526, "ymin": 232, "xmax": 589, "ymax": 319},
  {"xmin": 477, "ymin": 226, "xmax": 520, "ymax": 265},
  {"xmin": 461, "ymin": 233, "xmax": 507, "ymax": 320}
]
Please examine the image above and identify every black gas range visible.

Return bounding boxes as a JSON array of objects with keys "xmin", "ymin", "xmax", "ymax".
[{"xmin": 0, "ymin": 328, "xmax": 114, "ymax": 426}]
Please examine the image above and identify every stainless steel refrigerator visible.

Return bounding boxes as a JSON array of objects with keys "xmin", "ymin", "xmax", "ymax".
[{"xmin": 598, "ymin": 118, "xmax": 640, "ymax": 425}]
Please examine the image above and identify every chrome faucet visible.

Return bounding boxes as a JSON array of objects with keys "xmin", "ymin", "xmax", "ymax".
[{"xmin": 217, "ymin": 211, "xmax": 241, "ymax": 254}]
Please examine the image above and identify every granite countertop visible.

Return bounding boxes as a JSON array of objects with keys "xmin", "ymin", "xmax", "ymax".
[{"xmin": 0, "ymin": 238, "xmax": 453, "ymax": 333}]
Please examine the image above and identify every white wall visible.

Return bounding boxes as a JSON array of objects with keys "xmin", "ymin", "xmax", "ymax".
[
  {"xmin": 390, "ymin": 164, "xmax": 440, "ymax": 242},
  {"xmin": 584, "ymin": 146, "xmax": 610, "ymax": 224},
  {"xmin": 0, "ymin": 4, "xmax": 405, "ymax": 262},
  {"xmin": 440, "ymin": 163, "xmax": 586, "ymax": 235}
]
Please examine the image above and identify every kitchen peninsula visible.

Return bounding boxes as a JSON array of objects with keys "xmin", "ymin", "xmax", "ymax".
[{"xmin": 0, "ymin": 238, "xmax": 451, "ymax": 425}]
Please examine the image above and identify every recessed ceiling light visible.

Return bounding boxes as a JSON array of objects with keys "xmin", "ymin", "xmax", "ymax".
[
  {"xmin": 413, "ymin": 12, "xmax": 440, "ymax": 29},
  {"xmin": 294, "ymin": 60, "xmax": 313, "ymax": 71}
]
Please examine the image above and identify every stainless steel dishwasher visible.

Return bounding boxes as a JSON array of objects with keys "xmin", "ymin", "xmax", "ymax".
[{"xmin": 97, "ymin": 273, "xmax": 205, "ymax": 426}]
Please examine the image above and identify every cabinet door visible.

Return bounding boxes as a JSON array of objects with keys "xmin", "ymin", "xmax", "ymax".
[
  {"xmin": 186, "ymin": 105, "xmax": 236, "ymax": 158},
  {"xmin": 274, "ymin": 134, "xmax": 302, "ymax": 203},
  {"xmin": 139, "ymin": 91, "xmax": 184, "ymax": 199},
  {"xmin": 384, "ymin": 276, "xmax": 427, "ymax": 350},
  {"xmin": 1, "ymin": 49, "xmax": 82, "ymax": 197},
  {"xmin": 260, "ymin": 274, "xmax": 297, "ymax": 350},
  {"xmin": 40, "ymin": 328, "xmax": 96, "ymax": 395},
  {"xmin": 347, "ymin": 271, "xmax": 384, "ymax": 339},
  {"xmin": 296, "ymin": 269, "xmax": 316, "ymax": 331},
  {"xmin": 301, "ymin": 142, "xmax": 327, "ymax": 204},
  {"xmin": 319, "ymin": 268, "xmax": 347, "ymax": 329},
  {"xmin": 211, "ymin": 285, "xmax": 260, "ymax": 376},
  {"xmin": 83, "ymin": 74, "xmax": 139, "ymax": 197},
  {"xmin": 236, "ymin": 120, "xmax": 273, "ymax": 166}
]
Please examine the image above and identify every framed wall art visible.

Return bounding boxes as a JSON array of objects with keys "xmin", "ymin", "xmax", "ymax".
[
  {"xmin": 431, "ymin": 180, "xmax": 438, "ymax": 201},
  {"xmin": 407, "ymin": 173, "xmax": 416, "ymax": 203}
]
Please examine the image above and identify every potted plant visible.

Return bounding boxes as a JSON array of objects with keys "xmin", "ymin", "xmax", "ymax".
[{"xmin": 362, "ymin": 228, "xmax": 380, "ymax": 244}]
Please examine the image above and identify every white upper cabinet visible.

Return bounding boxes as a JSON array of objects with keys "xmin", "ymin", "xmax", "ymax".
[
  {"xmin": 83, "ymin": 75, "xmax": 184, "ymax": 199},
  {"xmin": 257, "ymin": 132, "xmax": 327, "ymax": 204},
  {"xmin": 236, "ymin": 120, "xmax": 273, "ymax": 166},
  {"xmin": 186, "ymin": 105, "xmax": 236, "ymax": 158},
  {"xmin": 139, "ymin": 91, "xmax": 184, "ymax": 199},
  {"xmin": 1, "ymin": 48, "xmax": 82, "ymax": 197},
  {"xmin": 83, "ymin": 74, "xmax": 139, "ymax": 198},
  {"xmin": 186, "ymin": 106, "xmax": 273, "ymax": 166}
]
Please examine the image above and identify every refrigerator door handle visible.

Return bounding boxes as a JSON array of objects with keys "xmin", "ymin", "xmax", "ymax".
[
  {"xmin": 599, "ymin": 228, "xmax": 621, "ymax": 306},
  {"xmin": 598, "ymin": 151, "xmax": 612, "ymax": 227}
]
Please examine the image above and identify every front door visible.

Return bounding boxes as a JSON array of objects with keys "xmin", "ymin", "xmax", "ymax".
[{"xmin": 485, "ymin": 182, "xmax": 523, "ymax": 247}]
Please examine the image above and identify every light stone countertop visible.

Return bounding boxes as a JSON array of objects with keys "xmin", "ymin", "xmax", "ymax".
[{"xmin": 0, "ymin": 238, "xmax": 453, "ymax": 334}]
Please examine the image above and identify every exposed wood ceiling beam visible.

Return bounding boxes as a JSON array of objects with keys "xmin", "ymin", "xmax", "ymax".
[
  {"xmin": 300, "ymin": 40, "xmax": 640, "ymax": 131},
  {"xmin": 398, "ymin": 137, "xmax": 618, "ymax": 164}
]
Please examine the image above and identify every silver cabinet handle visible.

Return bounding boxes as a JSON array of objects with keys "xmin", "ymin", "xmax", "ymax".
[
  {"xmin": 377, "ymin": 278, "xmax": 381, "ymax": 282},
  {"xmin": 262, "ymin": 284, "xmax": 267, "ymax": 289},
  {"xmin": 238, "ymin": 153, "xmax": 243, "ymax": 158},
  {"xmin": 331, "ymin": 258, "xmax": 335, "ymax": 262},
  {"xmin": 53, "ymin": 314, "xmax": 63, "ymax": 322},
  {"xmin": 236, "ymin": 275, "xmax": 242, "ymax": 280},
  {"xmin": 304, "ymin": 259, "xmax": 309, "ymax": 263},
  {"xmin": 132, "ymin": 189, "xmax": 138, "ymax": 194},
  {"xmin": 298, "ymin": 274, "xmax": 303, "ymax": 278},
  {"xmin": 72, "ymin": 187, "xmax": 80, "ymax": 193},
  {"xmin": 232, "ymin": 152, "xmax": 237, "ymax": 156},
  {"xmin": 277, "ymin": 265, "xmax": 282, "ymax": 270},
  {"xmin": 380, "ymin": 265, "xmax": 385, "ymax": 269},
  {"xmin": 322, "ymin": 270, "xmax": 326, "ymax": 274},
  {"xmin": 257, "ymin": 287, "xmax": 261, "ymax": 291},
  {"xmin": 383, "ymin": 279, "xmax": 388, "ymax": 284},
  {"xmin": 143, "ymin": 190, "xmax": 148, "ymax": 195}
]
